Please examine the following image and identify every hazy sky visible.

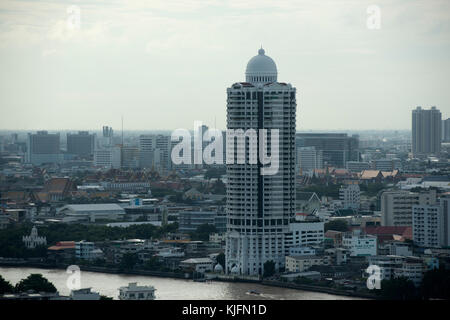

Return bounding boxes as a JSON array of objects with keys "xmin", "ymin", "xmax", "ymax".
[{"xmin": 0, "ymin": 0, "xmax": 449, "ymax": 131}]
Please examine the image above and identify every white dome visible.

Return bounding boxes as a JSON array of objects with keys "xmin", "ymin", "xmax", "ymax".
[
  {"xmin": 231, "ymin": 265, "xmax": 239, "ymax": 274},
  {"xmin": 245, "ymin": 48, "xmax": 277, "ymax": 84},
  {"xmin": 214, "ymin": 264, "xmax": 223, "ymax": 272}
]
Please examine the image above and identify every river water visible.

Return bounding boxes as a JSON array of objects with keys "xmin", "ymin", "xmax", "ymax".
[{"xmin": 0, "ymin": 267, "xmax": 361, "ymax": 300}]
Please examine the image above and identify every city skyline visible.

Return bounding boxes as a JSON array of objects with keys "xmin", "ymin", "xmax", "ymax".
[{"xmin": 1, "ymin": 0, "xmax": 450, "ymax": 131}]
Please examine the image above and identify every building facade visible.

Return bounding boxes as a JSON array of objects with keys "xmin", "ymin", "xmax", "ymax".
[
  {"xmin": 295, "ymin": 133, "xmax": 359, "ymax": 168},
  {"xmin": 26, "ymin": 131, "xmax": 61, "ymax": 165},
  {"xmin": 412, "ymin": 204, "xmax": 441, "ymax": 248},
  {"xmin": 339, "ymin": 184, "xmax": 360, "ymax": 210},
  {"xmin": 381, "ymin": 190, "xmax": 437, "ymax": 226},
  {"xmin": 226, "ymin": 48, "xmax": 296, "ymax": 276},
  {"xmin": 67, "ymin": 131, "xmax": 95, "ymax": 158},
  {"xmin": 412, "ymin": 106, "xmax": 442, "ymax": 156}
]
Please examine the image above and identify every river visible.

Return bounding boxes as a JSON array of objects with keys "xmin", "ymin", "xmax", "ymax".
[{"xmin": 0, "ymin": 266, "xmax": 363, "ymax": 300}]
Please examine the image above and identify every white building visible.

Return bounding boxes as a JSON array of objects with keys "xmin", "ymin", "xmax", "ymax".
[
  {"xmin": 22, "ymin": 226, "xmax": 47, "ymax": 249},
  {"xmin": 342, "ymin": 231, "xmax": 377, "ymax": 257},
  {"xmin": 412, "ymin": 204, "xmax": 441, "ymax": 248},
  {"xmin": 285, "ymin": 219, "xmax": 324, "ymax": 251},
  {"xmin": 118, "ymin": 282, "xmax": 156, "ymax": 300},
  {"xmin": 285, "ymin": 255, "xmax": 324, "ymax": 273},
  {"xmin": 339, "ymin": 184, "xmax": 360, "ymax": 210},
  {"xmin": 180, "ymin": 258, "xmax": 215, "ymax": 273},
  {"xmin": 75, "ymin": 241, "xmax": 103, "ymax": 260},
  {"xmin": 58, "ymin": 203, "xmax": 125, "ymax": 222},
  {"xmin": 139, "ymin": 134, "xmax": 172, "ymax": 173},
  {"xmin": 94, "ymin": 146, "xmax": 121, "ymax": 169},
  {"xmin": 226, "ymin": 48, "xmax": 296, "ymax": 276},
  {"xmin": 297, "ymin": 146, "xmax": 323, "ymax": 175},
  {"xmin": 381, "ymin": 190, "xmax": 437, "ymax": 226}
]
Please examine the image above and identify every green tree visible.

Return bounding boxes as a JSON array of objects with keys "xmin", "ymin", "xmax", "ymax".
[
  {"xmin": 420, "ymin": 267, "xmax": 450, "ymax": 299},
  {"xmin": 263, "ymin": 260, "xmax": 276, "ymax": 278},
  {"xmin": 190, "ymin": 223, "xmax": 217, "ymax": 241},
  {"xmin": 377, "ymin": 277, "xmax": 418, "ymax": 300},
  {"xmin": 216, "ymin": 252, "xmax": 225, "ymax": 268},
  {"xmin": 0, "ymin": 275, "xmax": 14, "ymax": 294},
  {"xmin": 15, "ymin": 274, "xmax": 57, "ymax": 293},
  {"xmin": 119, "ymin": 253, "xmax": 139, "ymax": 271},
  {"xmin": 324, "ymin": 220, "xmax": 348, "ymax": 232}
]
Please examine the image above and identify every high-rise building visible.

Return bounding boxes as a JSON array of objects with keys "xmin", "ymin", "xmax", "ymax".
[
  {"xmin": 295, "ymin": 133, "xmax": 359, "ymax": 168},
  {"xmin": 339, "ymin": 184, "xmax": 360, "ymax": 210},
  {"xmin": 225, "ymin": 48, "xmax": 296, "ymax": 276},
  {"xmin": 412, "ymin": 204, "xmax": 441, "ymax": 248},
  {"xmin": 443, "ymin": 118, "xmax": 450, "ymax": 142},
  {"xmin": 440, "ymin": 197, "xmax": 450, "ymax": 247},
  {"xmin": 139, "ymin": 134, "xmax": 172, "ymax": 173},
  {"xmin": 67, "ymin": 131, "xmax": 95, "ymax": 158},
  {"xmin": 94, "ymin": 146, "xmax": 121, "ymax": 169},
  {"xmin": 412, "ymin": 106, "xmax": 442, "ymax": 156},
  {"xmin": 381, "ymin": 190, "xmax": 437, "ymax": 226},
  {"xmin": 26, "ymin": 131, "xmax": 61, "ymax": 165},
  {"xmin": 296, "ymin": 146, "xmax": 323, "ymax": 175},
  {"xmin": 121, "ymin": 146, "xmax": 140, "ymax": 169}
]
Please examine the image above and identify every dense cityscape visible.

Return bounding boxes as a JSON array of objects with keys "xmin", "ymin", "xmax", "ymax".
[{"xmin": 0, "ymin": 48, "xmax": 449, "ymax": 301}]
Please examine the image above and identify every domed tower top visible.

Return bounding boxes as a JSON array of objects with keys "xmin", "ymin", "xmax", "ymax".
[{"xmin": 245, "ymin": 47, "xmax": 278, "ymax": 84}]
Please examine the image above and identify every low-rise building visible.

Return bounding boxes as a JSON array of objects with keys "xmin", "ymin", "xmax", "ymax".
[
  {"xmin": 285, "ymin": 255, "xmax": 324, "ymax": 273},
  {"xmin": 75, "ymin": 241, "xmax": 103, "ymax": 260},
  {"xmin": 22, "ymin": 226, "xmax": 47, "ymax": 249},
  {"xmin": 179, "ymin": 257, "xmax": 214, "ymax": 273},
  {"xmin": 342, "ymin": 231, "xmax": 377, "ymax": 257}
]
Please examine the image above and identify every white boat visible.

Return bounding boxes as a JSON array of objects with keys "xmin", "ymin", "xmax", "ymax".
[{"xmin": 118, "ymin": 282, "xmax": 156, "ymax": 300}]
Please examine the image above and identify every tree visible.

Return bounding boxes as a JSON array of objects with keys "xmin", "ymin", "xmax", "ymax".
[
  {"xmin": 216, "ymin": 252, "xmax": 225, "ymax": 268},
  {"xmin": 189, "ymin": 223, "xmax": 217, "ymax": 241},
  {"xmin": 15, "ymin": 274, "xmax": 57, "ymax": 293},
  {"xmin": 0, "ymin": 275, "xmax": 14, "ymax": 294},
  {"xmin": 420, "ymin": 267, "xmax": 450, "ymax": 300},
  {"xmin": 377, "ymin": 277, "xmax": 418, "ymax": 300},
  {"xmin": 324, "ymin": 220, "xmax": 348, "ymax": 232},
  {"xmin": 119, "ymin": 253, "xmax": 139, "ymax": 271},
  {"xmin": 263, "ymin": 260, "xmax": 276, "ymax": 278}
]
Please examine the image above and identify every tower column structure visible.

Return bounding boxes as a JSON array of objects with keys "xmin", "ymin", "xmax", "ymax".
[{"xmin": 225, "ymin": 48, "xmax": 297, "ymax": 276}]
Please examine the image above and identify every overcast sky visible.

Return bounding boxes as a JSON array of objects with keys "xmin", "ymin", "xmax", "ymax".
[{"xmin": 0, "ymin": 0, "xmax": 449, "ymax": 132}]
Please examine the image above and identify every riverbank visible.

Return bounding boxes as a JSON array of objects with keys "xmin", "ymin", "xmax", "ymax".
[{"xmin": 0, "ymin": 259, "xmax": 375, "ymax": 299}]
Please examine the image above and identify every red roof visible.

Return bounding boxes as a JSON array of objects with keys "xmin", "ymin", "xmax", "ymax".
[
  {"xmin": 48, "ymin": 241, "xmax": 75, "ymax": 251},
  {"xmin": 364, "ymin": 226, "xmax": 410, "ymax": 235}
]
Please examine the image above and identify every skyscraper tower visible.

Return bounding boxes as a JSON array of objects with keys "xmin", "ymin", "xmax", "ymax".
[
  {"xmin": 225, "ymin": 48, "xmax": 296, "ymax": 276},
  {"xmin": 412, "ymin": 106, "xmax": 442, "ymax": 156}
]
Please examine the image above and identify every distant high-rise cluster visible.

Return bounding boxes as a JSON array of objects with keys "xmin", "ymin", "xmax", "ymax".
[
  {"xmin": 295, "ymin": 133, "xmax": 359, "ymax": 168},
  {"xmin": 67, "ymin": 131, "xmax": 95, "ymax": 158},
  {"xmin": 26, "ymin": 131, "xmax": 61, "ymax": 165},
  {"xmin": 442, "ymin": 117, "xmax": 450, "ymax": 143}
]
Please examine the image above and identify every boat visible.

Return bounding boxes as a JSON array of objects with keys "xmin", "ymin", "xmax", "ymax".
[
  {"xmin": 118, "ymin": 282, "xmax": 156, "ymax": 300},
  {"xmin": 248, "ymin": 290, "xmax": 261, "ymax": 295}
]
